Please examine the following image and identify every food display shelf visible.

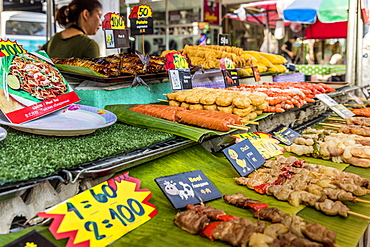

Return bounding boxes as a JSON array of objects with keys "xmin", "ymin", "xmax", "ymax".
[{"xmin": 62, "ymin": 137, "xmax": 196, "ymax": 182}]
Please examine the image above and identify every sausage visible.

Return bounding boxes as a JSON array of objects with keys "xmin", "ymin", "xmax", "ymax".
[
  {"xmin": 175, "ymin": 110, "xmax": 231, "ymax": 131},
  {"xmin": 129, "ymin": 104, "xmax": 186, "ymax": 121},
  {"xmin": 186, "ymin": 109, "xmax": 242, "ymax": 125}
]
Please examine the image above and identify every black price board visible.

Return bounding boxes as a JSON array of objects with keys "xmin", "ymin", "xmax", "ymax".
[
  {"xmin": 104, "ymin": 29, "xmax": 130, "ymax": 49},
  {"xmin": 270, "ymin": 125, "xmax": 301, "ymax": 145},
  {"xmin": 223, "ymin": 139, "xmax": 265, "ymax": 177},
  {"xmin": 168, "ymin": 69, "xmax": 192, "ymax": 91},
  {"xmin": 222, "ymin": 69, "xmax": 239, "ymax": 88},
  {"xmin": 218, "ymin": 34, "xmax": 230, "ymax": 46},
  {"xmin": 155, "ymin": 170, "xmax": 222, "ymax": 209},
  {"xmin": 4, "ymin": 230, "xmax": 57, "ymax": 247},
  {"xmin": 130, "ymin": 18, "xmax": 154, "ymax": 36},
  {"xmin": 316, "ymin": 93, "xmax": 355, "ymax": 119}
]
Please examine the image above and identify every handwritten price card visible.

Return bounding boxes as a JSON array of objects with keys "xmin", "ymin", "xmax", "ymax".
[
  {"xmin": 129, "ymin": 5, "xmax": 154, "ymax": 36},
  {"xmin": 102, "ymin": 12, "xmax": 129, "ymax": 49},
  {"xmin": 220, "ymin": 58, "xmax": 239, "ymax": 88},
  {"xmin": 0, "ymin": 39, "xmax": 26, "ymax": 56},
  {"xmin": 38, "ymin": 172, "xmax": 157, "ymax": 247}
]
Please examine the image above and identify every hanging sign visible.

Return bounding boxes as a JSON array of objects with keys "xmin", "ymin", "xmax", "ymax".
[
  {"xmin": 223, "ymin": 139, "xmax": 265, "ymax": 177},
  {"xmin": 316, "ymin": 93, "xmax": 355, "ymax": 119},
  {"xmin": 220, "ymin": 58, "xmax": 239, "ymax": 88},
  {"xmin": 102, "ymin": 12, "xmax": 130, "ymax": 49},
  {"xmin": 129, "ymin": 5, "xmax": 154, "ymax": 36},
  {"xmin": 218, "ymin": 34, "xmax": 230, "ymax": 46},
  {"xmin": 270, "ymin": 125, "xmax": 301, "ymax": 145},
  {"xmin": 165, "ymin": 52, "xmax": 192, "ymax": 91},
  {"xmin": 38, "ymin": 172, "xmax": 156, "ymax": 247},
  {"xmin": 155, "ymin": 170, "xmax": 222, "ymax": 209},
  {"xmin": 0, "ymin": 39, "xmax": 27, "ymax": 57},
  {"xmin": 4, "ymin": 230, "xmax": 57, "ymax": 247},
  {"xmin": 0, "ymin": 51, "xmax": 80, "ymax": 124}
]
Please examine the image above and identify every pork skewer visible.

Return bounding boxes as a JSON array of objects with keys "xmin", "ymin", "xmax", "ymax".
[{"xmin": 175, "ymin": 203, "xmax": 334, "ymax": 246}]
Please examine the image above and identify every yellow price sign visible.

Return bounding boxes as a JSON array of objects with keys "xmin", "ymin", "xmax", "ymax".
[
  {"xmin": 0, "ymin": 39, "xmax": 27, "ymax": 57},
  {"xmin": 173, "ymin": 54, "xmax": 188, "ymax": 69},
  {"xmin": 137, "ymin": 5, "xmax": 152, "ymax": 18},
  {"xmin": 110, "ymin": 13, "xmax": 125, "ymax": 29},
  {"xmin": 38, "ymin": 172, "xmax": 157, "ymax": 247}
]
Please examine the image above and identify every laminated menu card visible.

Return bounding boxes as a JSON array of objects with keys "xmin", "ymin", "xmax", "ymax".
[{"xmin": 0, "ymin": 50, "xmax": 80, "ymax": 124}]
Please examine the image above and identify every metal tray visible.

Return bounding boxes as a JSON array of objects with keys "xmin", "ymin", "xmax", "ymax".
[{"xmin": 60, "ymin": 70, "xmax": 168, "ymax": 83}]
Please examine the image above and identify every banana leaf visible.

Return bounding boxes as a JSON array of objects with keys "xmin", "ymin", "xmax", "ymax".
[
  {"xmin": 2, "ymin": 145, "xmax": 368, "ymax": 247},
  {"xmin": 54, "ymin": 64, "xmax": 106, "ymax": 78},
  {"xmin": 105, "ymin": 104, "xmax": 272, "ymax": 142}
]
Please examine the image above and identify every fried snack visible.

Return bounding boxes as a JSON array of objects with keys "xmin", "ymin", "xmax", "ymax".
[
  {"xmin": 232, "ymin": 105, "xmax": 256, "ymax": 117},
  {"xmin": 169, "ymin": 100, "xmax": 181, "ymax": 107},
  {"xmin": 203, "ymin": 104, "xmax": 218, "ymax": 111},
  {"xmin": 217, "ymin": 105, "xmax": 234, "ymax": 114},
  {"xmin": 249, "ymin": 92, "xmax": 268, "ymax": 106}
]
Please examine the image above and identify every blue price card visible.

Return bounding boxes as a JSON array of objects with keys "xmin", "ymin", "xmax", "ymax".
[
  {"xmin": 4, "ymin": 230, "xmax": 57, "ymax": 247},
  {"xmin": 222, "ymin": 139, "xmax": 265, "ymax": 177},
  {"xmin": 155, "ymin": 170, "xmax": 222, "ymax": 209},
  {"xmin": 270, "ymin": 124, "xmax": 301, "ymax": 145}
]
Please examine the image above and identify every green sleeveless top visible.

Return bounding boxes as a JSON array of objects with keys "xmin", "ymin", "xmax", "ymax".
[{"xmin": 41, "ymin": 32, "xmax": 100, "ymax": 58}]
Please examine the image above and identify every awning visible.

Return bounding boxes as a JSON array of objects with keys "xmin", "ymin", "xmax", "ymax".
[
  {"xmin": 305, "ymin": 20, "xmax": 348, "ymax": 39},
  {"xmin": 283, "ymin": 0, "xmax": 348, "ymax": 24}
]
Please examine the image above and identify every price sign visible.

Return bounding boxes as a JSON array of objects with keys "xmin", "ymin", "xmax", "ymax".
[
  {"xmin": 223, "ymin": 139, "xmax": 265, "ymax": 177},
  {"xmin": 231, "ymin": 132, "xmax": 284, "ymax": 159},
  {"xmin": 102, "ymin": 13, "xmax": 129, "ymax": 49},
  {"xmin": 248, "ymin": 58, "xmax": 260, "ymax": 82},
  {"xmin": 38, "ymin": 172, "xmax": 156, "ymax": 247},
  {"xmin": 316, "ymin": 93, "xmax": 355, "ymax": 119},
  {"xmin": 102, "ymin": 12, "xmax": 125, "ymax": 29},
  {"xmin": 155, "ymin": 170, "xmax": 222, "ymax": 209},
  {"xmin": 270, "ymin": 125, "xmax": 301, "ymax": 146},
  {"xmin": 168, "ymin": 69, "xmax": 192, "ymax": 91},
  {"xmin": 218, "ymin": 34, "xmax": 230, "ymax": 46},
  {"xmin": 4, "ymin": 230, "xmax": 57, "ymax": 247},
  {"xmin": 220, "ymin": 58, "xmax": 239, "ymax": 87},
  {"xmin": 129, "ymin": 5, "xmax": 154, "ymax": 36},
  {"xmin": 165, "ymin": 52, "xmax": 189, "ymax": 70},
  {"xmin": 0, "ymin": 39, "xmax": 26, "ymax": 57},
  {"xmin": 361, "ymin": 84, "xmax": 370, "ymax": 99}
]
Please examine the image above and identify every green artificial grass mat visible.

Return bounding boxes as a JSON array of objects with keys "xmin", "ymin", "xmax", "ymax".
[{"xmin": 0, "ymin": 123, "xmax": 173, "ymax": 185}]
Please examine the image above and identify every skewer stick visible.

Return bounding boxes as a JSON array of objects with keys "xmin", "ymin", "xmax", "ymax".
[
  {"xmin": 241, "ymin": 120, "xmax": 259, "ymax": 125},
  {"xmin": 326, "ymin": 117, "xmax": 345, "ymax": 121},
  {"xmin": 317, "ymin": 123, "xmax": 343, "ymax": 128},
  {"xmin": 158, "ymin": 99, "xmax": 169, "ymax": 102},
  {"xmin": 228, "ymin": 125, "xmax": 250, "ymax": 131},
  {"xmin": 354, "ymin": 198, "xmax": 370, "ymax": 204},
  {"xmin": 344, "ymin": 103, "xmax": 366, "ymax": 108},
  {"xmin": 348, "ymin": 211, "xmax": 370, "ymax": 220}
]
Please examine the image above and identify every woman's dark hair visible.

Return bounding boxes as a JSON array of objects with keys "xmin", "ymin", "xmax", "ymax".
[{"xmin": 55, "ymin": 0, "xmax": 102, "ymax": 27}]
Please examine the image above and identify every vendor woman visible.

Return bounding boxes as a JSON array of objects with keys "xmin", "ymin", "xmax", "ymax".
[{"xmin": 41, "ymin": 0, "xmax": 102, "ymax": 58}]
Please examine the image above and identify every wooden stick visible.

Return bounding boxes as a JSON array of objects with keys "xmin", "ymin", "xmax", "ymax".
[
  {"xmin": 326, "ymin": 117, "xmax": 345, "ymax": 121},
  {"xmin": 241, "ymin": 120, "xmax": 259, "ymax": 125},
  {"xmin": 317, "ymin": 123, "xmax": 343, "ymax": 128},
  {"xmin": 158, "ymin": 99, "xmax": 169, "ymax": 102},
  {"xmin": 354, "ymin": 198, "xmax": 370, "ymax": 204},
  {"xmin": 348, "ymin": 211, "xmax": 370, "ymax": 220},
  {"xmin": 228, "ymin": 125, "xmax": 250, "ymax": 131},
  {"xmin": 344, "ymin": 104, "xmax": 366, "ymax": 108}
]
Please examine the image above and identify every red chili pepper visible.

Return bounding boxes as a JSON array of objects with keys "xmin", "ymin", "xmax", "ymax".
[
  {"xmin": 254, "ymin": 183, "xmax": 271, "ymax": 194},
  {"xmin": 199, "ymin": 222, "xmax": 222, "ymax": 241},
  {"xmin": 293, "ymin": 159, "xmax": 305, "ymax": 168},
  {"xmin": 281, "ymin": 166, "xmax": 293, "ymax": 172},
  {"xmin": 247, "ymin": 203, "xmax": 269, "ymax": 212},
  {"xmin": 216, "ymin": 214, "xmax": 239, "ymax": 222}
]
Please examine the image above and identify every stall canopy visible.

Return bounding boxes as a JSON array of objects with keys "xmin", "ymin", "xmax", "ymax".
[
  {"xmin": 225, "ymin": 0, "xmax": 290, "ymax": 29},
  {"xmin": 282, "ymin": 0, "xmax": 348, "ymax": 24}
]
